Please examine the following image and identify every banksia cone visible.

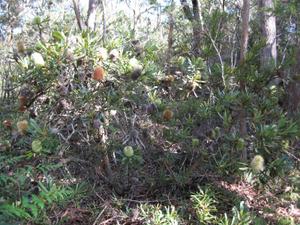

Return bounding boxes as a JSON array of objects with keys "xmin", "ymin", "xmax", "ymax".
[
  {"xmin": 18, "ymin": 95, "xmax": 27, "ymax": 105},
  {"xmin": 17, "ymin": 41, "xmax": 25, "ymax": 54},
  {"xmin": 2, "ymin": 120, "xmax": 12, "ymax": 129},
  {"xmin": 17, "ymin": 120, "xmax": 29, "ymax": 135},
  {"xmin": 123, "ymin": 146, "xmax": 134, "ymax": 157},
  {"xmin": 93, "ymin": 66, "xmax": 106, "ymax": 81},
  {"xmin": 19, "ymin": 105, "xmax": 27, "ymax": 112},
  {"xmin": 31, "ymin": 52, "xmax": 45, "ymax": 67},
  {"xmin": 161, "ymin": 75, "xmax": 175, "ymax": 86},
  {"xmin": 163, "ymin": 109, "xmax": 174, "ymax": 121},
  {"xmin": 250, "ymin": 155, "xmax": 265, "ymax": 173},
  {"xmin": 18, "ymin": 95, "xmax": 27, "ymax": 112}
]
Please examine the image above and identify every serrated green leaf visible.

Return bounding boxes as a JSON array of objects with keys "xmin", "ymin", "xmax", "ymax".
[{"xmin": 32, "ymin": 195, "xmax": 45, "ymax": 209}]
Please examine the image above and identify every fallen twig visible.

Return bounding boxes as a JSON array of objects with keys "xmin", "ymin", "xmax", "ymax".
[{"xmin": 93, "ymin": 206, "xmax": 107, "ymax": 225}]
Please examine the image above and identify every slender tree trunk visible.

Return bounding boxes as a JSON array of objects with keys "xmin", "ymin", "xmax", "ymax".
[
  {"xmin": 287, "ymin": 38, "xmax": 300, "ymax": 114},
  {"xmin": 239, "ymin": 0, "xmax": 250, "ymax": 161},
  {"xmin": 260, "ymin": 0, "xmax": 277, "ymax": 70},
  {"xmin": 86, "ymin": 0, "xmax": 97, "ymax": 30},
  {"xmin": 180, "ymin": 0, "xmax": 202, "ymax": 56},
  {"xmin": 72, "ymin": 0, "xmax": 83, "ymax": 31},
  {"xmin": 191, "ymin": 0, "xmax": 201, "ymax": 56},
  {"xmin": 240, "ymin": 0, "xmax": 250, "ymax": 66},
  {"xmin": 166, "ymin": 2, "xmax": 174, "ymax": 74},
  {"xmin": 100, "ymin": 0, "xmax": 107, "ymax": 44}
]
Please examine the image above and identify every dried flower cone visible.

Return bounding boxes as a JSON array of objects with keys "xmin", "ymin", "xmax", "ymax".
[
  {"xmin": 93, "ymin": 66, "xmax": 106, "ymax": 81},
  {"xmin": 2, "ymin": 120, "xmax": 12, "ymax": 129},
  {"xmin": 18, "ymin": 95, "xmax": 27, "ymax": 112},
  {"xmin": 17, "ymin": 41, "xmax": 25, "ymax": 54},
  {"xmin": 17, "ymin": 120, "xmax": 29, "ymax": 135},
  {"xmin": 163, "ymin": 109, "xmax": 174, "ymax": 121}
]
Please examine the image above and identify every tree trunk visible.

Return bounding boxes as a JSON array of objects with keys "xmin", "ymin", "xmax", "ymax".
[
  {"xmin": 287, "ymin": 38, "xmax": 300, "ymax": 114},
  {"xmin": 191, "ymin": 0, "xmax": 201, "ymax": 56},
  {"xmin": 100, "ymin": 0, "xmax": 107, "ymax": 44},
  {"xmin": 260, "ymin": 0, "xmax": 277, "ymax": 70},
  {"xmin": 240, "ymin": 0, "xmax": 250, "ymax": 65},
  {"xmin": 86, "ymin": 0, "xmax": 97, "ymax": 30},
  {"xmin": 239, "ymin": 0, "xmax": 250, "ymax": 161},
  {"xmin": 166, "ymin": 2, "xmax": 174, "ymax": 74},
  {"xmin": 72, "ymin": 0, "xmax": 83, "ymax": 31},
  {"xmin": 180, "ymin": 0, "xmax": 202, "ymax": 56}
]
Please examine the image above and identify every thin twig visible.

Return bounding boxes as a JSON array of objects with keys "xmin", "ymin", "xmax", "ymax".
[{"xmin": 93, "ymin": 206, "xmax": 107, "ymax": 225}]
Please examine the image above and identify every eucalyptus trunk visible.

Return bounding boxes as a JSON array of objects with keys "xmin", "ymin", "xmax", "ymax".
[
  {"xmin": 260, "ymin": 0, "xmax": 277, "ymax": 70},
  {"xmin": 239, "ymin": 0, "xmax": 250, "ymax": 161}
]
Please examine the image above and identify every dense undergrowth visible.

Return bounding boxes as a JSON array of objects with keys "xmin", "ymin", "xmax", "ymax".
[{"xmin": 0, "ymin": 9, "xmax": 299, "ymax": 225}]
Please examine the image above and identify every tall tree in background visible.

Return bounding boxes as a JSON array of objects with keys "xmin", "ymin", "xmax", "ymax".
[
  {"xmin": 180, "ymin": 0, "xmax": 201, "ymax": 56},
  {"xmin": 72, "ymin": 0, "xmax": 83, "ymax": 31},
  {"xmin": 287, "ymin": 12, "xmax": 300, "ymax": 114},
  {"xmin": 239, "ymin": 0, "xmax": 250, "ymax": 160},
  {"xmin": 166, "ymin": 1, "xmax": 174, "ymax": 74},
  {"xmin": 86, "ymin": 0, "xmax": 97, "ymax": 30},
  {"xmin": 259, "ymin": 0, "xmax": 277, "ymax": 70}
]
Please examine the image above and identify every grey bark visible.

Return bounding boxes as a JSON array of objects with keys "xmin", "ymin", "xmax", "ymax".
[
  {"xmin": 86, "ymin": 0, "xmax": 97, "ymax": 30},
  {"xmin": 100, "ymin": 0, "xmax": 106, "ymax": 43},
  {"xmin": 260, "ymin": 0, "xmax": 277, "ymax": 70}
]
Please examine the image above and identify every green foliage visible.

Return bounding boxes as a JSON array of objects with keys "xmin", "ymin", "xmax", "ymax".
[
  {"xmin": 140, "ymin": 204, "xmax": 182, "ymax": 225},
  {"xmin": 0, "ymin": 182, "xmax": 74, "ymax": 222},
  {"xmin": 191, "ymin": 187, "xmax": 217, "ymax": 224},
  {"xmin": 219, "ymin": 202, "xmax": 254, "ymax": 225}
]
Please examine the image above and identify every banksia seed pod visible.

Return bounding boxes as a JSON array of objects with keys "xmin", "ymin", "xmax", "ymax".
[
  {"xmin": 131, "ymin": 65, "xmax": 143, "ymax": 80},
  {"xmin": 17, "ymin": 120, "xmax": 29, "ymax": 134},
  {"xmin": 18, "ymin": 95, "xmax": 27, "ymax": 112},
  {"xmin": 2, "ymin": 120, "xmax": 12, "ymax": 129},
  {"xmin": 93, "ymin": 66, "xmax": 106, "ymax": 81},
  {"xmin": 161, "ymin": 75, "xmax": 175, "ymax": 86},
  {"xmin": 163, "ymin": 109, "xmax": 174, "ymax": 121},
  {"xmin": 250, "ymin": 155, "xmax": 265, "ymax": 173},
  {"xmin": 18, "ymin": 95, "xmax": 27, "ymax": 106},
  {"xmin": 129, "ymin": 58, "xmax": 143, "ymax": 80},
  {"xmin": 19, "ymin": 105, "xmax": 27, "ymax": 112},
  {"xmin": 17, "ymin": 41, "xmax": 25, "ymax": 54}
]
